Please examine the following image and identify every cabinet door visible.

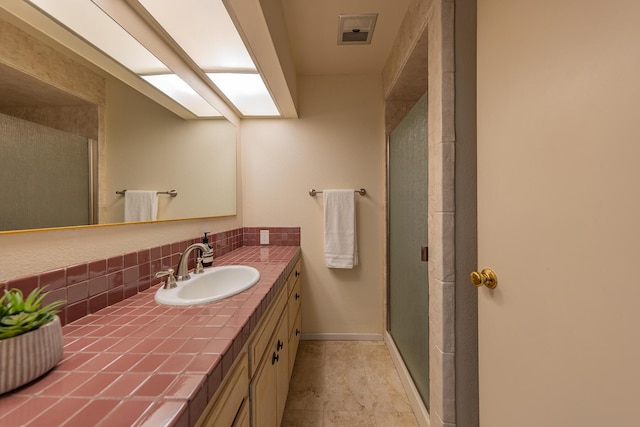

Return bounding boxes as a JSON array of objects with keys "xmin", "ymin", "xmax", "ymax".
[
  {"xmin": 251, "ymin": 312, "xmax": 289, "ymax": 427},
  {"xmin": 234, "ymin": 400, "xmax": 250, "ymax": 427},
  {"xmin": 275, "ymin": 314, "xmax": 289, "ymax": 427},
  {"xmin": 251, "ymin": 349, "xmax": 278, "ymax": 427},
  {"xmin": 197, "ymin": 352, "xmax": 248, "ymax": 427},
  {"xmin": 288, "ymin": 309, "xmax": 302, "ymax": 378}
]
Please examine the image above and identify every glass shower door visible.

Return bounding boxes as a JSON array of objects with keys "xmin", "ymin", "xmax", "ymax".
[
  {"xmin": 0, "ymin": 113, "xmax": 94, "ymax": 231},
  {"xmin": 388, "ymin": 93, "xmax": 429, "ymax": 408}
]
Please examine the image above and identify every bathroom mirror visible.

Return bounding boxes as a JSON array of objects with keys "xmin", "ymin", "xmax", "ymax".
[
  {"xmin": 104, "ymin": 78, "xmax": 237, "ymax": 225},
  {"xmin": 0, "ymin": 53, "xmax": 237, "ymax": 233}
]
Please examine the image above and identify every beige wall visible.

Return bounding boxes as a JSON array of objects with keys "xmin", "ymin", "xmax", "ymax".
[
  {"xmin": 241, "ymin": 74, "xmax": 386, "ymax": 336},
  {"xmin": 105, "ymin": 78, "xmax": 237, "ymax": 222}
]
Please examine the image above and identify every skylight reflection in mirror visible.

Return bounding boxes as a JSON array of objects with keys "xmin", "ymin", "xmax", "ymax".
[
  {"xmin": 28, "ymin": 0, "xmax": 168, "ymax": 74},
  {"xmin": 141, "ymin": 74, "xmax": 223, "ymax": 117}
]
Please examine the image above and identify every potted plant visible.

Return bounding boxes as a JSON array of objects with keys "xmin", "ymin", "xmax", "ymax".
[{"xmin": 0, "ymin": 287, "xmax": 65, "ymax": 394}]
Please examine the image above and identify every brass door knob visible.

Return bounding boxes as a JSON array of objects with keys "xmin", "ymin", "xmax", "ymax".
[{"xmin": 470, "ymin": 268, "xmax": 498, "ymax": 289}]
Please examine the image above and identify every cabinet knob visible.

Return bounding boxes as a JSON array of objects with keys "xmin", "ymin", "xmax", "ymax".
[
  {"xmin": 295, "ymin": 329, "xmax": 301, "ymax": 336},
  {"xmin": 277, "ymin": 339, "xmax": 284, "ymax": 351},
  {"xmin": 295, "ymin": 270, "xmax": 300, "ymax": 278},
  {"xmin": 272, "ymin": 352, "xmax": 279, "ymax": 365},
  {"xmin": 295, "ymin": 293, "xmax": 300, "ymax": 300}
]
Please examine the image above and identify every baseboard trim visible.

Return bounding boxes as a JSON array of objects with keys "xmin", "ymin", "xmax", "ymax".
[
  {"xmin": 300, "ymin": 333, "xmax": 384, "ymax": 341},
  {"xmin": 384, "ymin": 332, "xmax": 431, "ymax": 427}
]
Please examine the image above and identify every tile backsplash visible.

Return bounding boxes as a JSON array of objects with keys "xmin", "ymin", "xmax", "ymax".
[
  {"xmin": 1, "ymin": 227, "xmax": 300, "ymax": 326},
  {"xmin": 242, "ymin": 227, "xmax": 301, "ymax": 246}
]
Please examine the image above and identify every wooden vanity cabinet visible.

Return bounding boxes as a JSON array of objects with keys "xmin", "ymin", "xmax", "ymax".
[
  {"xmin": 195, "ymin": 258, "xmax": 303, "ymax": 427},
  {"xmin": 287, "ymin": 260, "xmax": 302, "ymax": 377},
  {"xmin": 249, "ymin": 259, "xmax": 302, "ymax": 427}
]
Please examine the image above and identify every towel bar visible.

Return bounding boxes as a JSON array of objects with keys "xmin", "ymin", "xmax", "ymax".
[
  {"xmin": 116, "ymin": 189, "xmax": 178, "ymax": 197},
  {"xmin": 309, "ymin": 188, "xmax": 366, "ymax": 197}
]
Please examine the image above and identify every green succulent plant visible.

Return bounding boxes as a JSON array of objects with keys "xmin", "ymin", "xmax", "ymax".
[{"xmin": 0, "ymin": 287, "xmax": 65, "ymax": 340}]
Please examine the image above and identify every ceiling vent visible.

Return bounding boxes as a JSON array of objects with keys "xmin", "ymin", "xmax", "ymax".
[{"xmin": 338, "ymin": 14, "xmax": 378, "ymax": 45}]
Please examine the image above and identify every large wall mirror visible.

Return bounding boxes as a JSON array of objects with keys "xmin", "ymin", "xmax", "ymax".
[
  {"xmin": 0, "ymin": 20, "xmax": 237, "ymax": 233},
  {"xmin": 104, "ymin": 78, "xmax": 237, "ymax": 225}
]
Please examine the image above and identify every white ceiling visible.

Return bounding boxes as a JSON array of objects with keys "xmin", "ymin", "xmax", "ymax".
[{"xmin": 282, "ymin": 0, "xmax": 411, "ymax": 75}]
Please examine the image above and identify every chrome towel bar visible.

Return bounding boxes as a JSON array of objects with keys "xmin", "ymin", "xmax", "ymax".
[
  {"xmin": 309, "ymin": 188, "xmax": 366, "ymax": 197},
  {"xmin": 116, "ymin": 189, "xmax": 178, "ymax": 197}
]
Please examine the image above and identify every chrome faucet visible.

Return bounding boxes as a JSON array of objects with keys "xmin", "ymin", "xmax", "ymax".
[{"xmin": 176, "ymin": 243, "xmax": 212, "ymax": 281}]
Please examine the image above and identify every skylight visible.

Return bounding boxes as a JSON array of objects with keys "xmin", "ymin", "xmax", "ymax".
[
  {"xmin": 207, "ymin": 73, "xmax": 279, "ymax": 116},
  {"xmin": 137, "ymin": 0, "xmax": 255, "ymax": 71}
]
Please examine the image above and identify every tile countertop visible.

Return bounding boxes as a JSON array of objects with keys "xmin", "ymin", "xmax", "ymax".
[{"xmin": 0, "ymin": 246, "xmax": 301, "ymax": 427}]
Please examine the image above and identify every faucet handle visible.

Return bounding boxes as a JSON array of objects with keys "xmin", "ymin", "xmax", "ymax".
[
  {"xmin": 156, "ymin": 268, "xmax": 177, "ymax": 289},
  {"xmin": 195, "ymin": 257, "xmax": 205, "ymax": 274}
]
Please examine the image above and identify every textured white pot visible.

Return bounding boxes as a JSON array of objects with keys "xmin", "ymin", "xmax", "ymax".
[{"xmin": 0, "ymin": 315, "xmax": 64, "ymax": 394}]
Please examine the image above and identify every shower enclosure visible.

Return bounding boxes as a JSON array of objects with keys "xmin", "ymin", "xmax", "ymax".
[{"xmin": 387, "ymin": 93, "xmax": 429, "ymax": 409}]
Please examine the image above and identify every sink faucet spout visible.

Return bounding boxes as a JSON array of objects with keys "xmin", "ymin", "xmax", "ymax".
[{"xmin": 176, "ymin": 243, "xmax": 212, "ymax": 281}]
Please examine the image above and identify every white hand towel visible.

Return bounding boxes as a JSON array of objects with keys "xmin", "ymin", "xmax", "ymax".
[
  {"xmin": 323, "ymin": 189, "xmax": 358, "ymax": 269},
  {"xmin": 124, "ymin": 190, "xmax": 158, "ymax": 222}
]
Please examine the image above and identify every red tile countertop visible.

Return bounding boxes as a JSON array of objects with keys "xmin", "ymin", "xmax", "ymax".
[{"xmin": 0, "ymin": 246, "xmax": 300, "ymax": 427}]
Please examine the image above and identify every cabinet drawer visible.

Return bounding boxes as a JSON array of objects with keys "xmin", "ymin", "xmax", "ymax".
[
  {"xmin": 287, "ymin": 277, "xmax": 301, "ymax": 335},
  {"xmin": 288, "ymin": 259, "xmax": 302, "ymax": 296},
  {"xmin": 248, "ymin": 284, "xmax": 288, "ymax": 375},
  {"xmin": 288, "ymin": 308, "xmax": 302, "ymax": 378}
]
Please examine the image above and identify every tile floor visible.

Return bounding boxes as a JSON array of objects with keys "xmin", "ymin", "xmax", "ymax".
[{"xmin": 282, "ymin": 341, "xmax": 419, "ymax": 427}]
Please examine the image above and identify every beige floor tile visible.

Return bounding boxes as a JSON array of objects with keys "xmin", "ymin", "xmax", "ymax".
[
  {"xmin": 281, "ymin": 409, "xmax": 323, "ymax": 427},
  {"xmin": 284, "ymin": 382, "xmax": 325, "ymax": 412},
  {"xmin": 283, "ymin": 340, "xmax": 419, "ymax": 427},
  {"xmin": 374, "ymin": 410, "xmax": 420, "ymax": 426},
  {"xmin": 295, "ymin": 341, "xmax": 325, "ymax": 367},
  {"xmin": 371, "ymin": 391, "xmax": 414, "ymax": 414},
  {"xmin": 323, "ymin": 410, "xmax": 376, "ymax": 427}
]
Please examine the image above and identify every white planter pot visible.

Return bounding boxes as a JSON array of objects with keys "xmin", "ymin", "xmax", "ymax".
[{"xmin": 0, "ymin": 315, "xmax": 64, "ymax": 394}]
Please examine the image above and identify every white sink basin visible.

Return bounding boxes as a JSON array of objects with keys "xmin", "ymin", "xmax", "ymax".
[{"xmin": 154, "ymin": 265, "xmax": 260, "ymax": 306}]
